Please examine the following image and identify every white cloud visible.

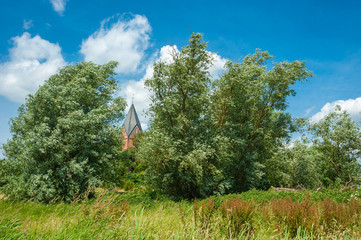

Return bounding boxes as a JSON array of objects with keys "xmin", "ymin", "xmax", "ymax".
[
  {"xmin": 311, "ymin": 97, "xmax": 361, "ymax": 123},
  {"xmin": 80, "ymin": 15, "xmax": 151, "ymax": 74},
  {"xmin": 0, "ymin": 32, "xmax": 66, "ymax": 103},
  {"xmin": 158, "ymin": 45, "xmax": 177, "ymax": 63},
  {"xmin": 208, "ymin": 52, "xmax": 227, "ymax": 79},
  {"xmin": 50, "ymin": 0, "xmax": 67, "ymax": 15},
  {"xmin": 23, "ymin": 20, "xmax": 33, "ymax": 30}
]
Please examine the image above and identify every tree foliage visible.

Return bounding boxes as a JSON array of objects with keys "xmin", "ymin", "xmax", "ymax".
[
  {"xmin": 264, "ymin": 108, "xmax": 361, "ymax": 189},
  {"xmin": 137, "ymin": 33, "xmax": 313, "ymax": 198},
  {"xmin": 2, "ymin": 32, "xmax": 358, "ymax": 202},
  {"xmin": 264, "ymin": 139, "xmax": 321, "ymax": 189},
  {"xmin": 1, "ymin": 62, "xmax": 126, "ymax": 202},
  {"xmin": 212, "ymin": 50, "xmax": 313, "ymax": 191},
  {"xmin": 310, "ymin": 107, "xmax": 361, "ymax": 186},
  {"xmin": 138, "ymin": 33, "xmax": 226, "ymax": 199}
]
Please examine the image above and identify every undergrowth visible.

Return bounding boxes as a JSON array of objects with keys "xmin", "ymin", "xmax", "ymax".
[{"xmin": 0, "ymin": 188, "xmax": 360, "ymax": 239}]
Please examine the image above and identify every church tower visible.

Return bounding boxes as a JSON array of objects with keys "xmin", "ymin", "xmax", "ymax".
[{"xmin": 121, "ymin": 104, "xmax": 142, "ymax": 150}]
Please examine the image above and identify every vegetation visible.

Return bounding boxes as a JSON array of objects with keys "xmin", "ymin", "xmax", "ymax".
[
  {"xmin": 138, "ymin": 32, "xmax": 360, "ymax": 199},
  {"xmin": 139, "ymin": 33, "xmax": 226, "ymax": 199},
  {"xmin": 0, "ymin": 189, "xmax": 360, "ymax": 239},
  {"xmin": 0, "ymin": 62, "xmax": 126, "ymax": 202},
  {"xmin": 211, "ymin": 49, "xmax": 312, "ymax": 192},
  {"xmin": 310, "ymin": 107, "xmax": 361, "ymax": 186},
  {"xmin": 263, "ymin": 108, "xmax": 361, "ymax": 190},
  {"xmin": 0, "ymin": 33, "xmax": 360, "ymax": 239}
]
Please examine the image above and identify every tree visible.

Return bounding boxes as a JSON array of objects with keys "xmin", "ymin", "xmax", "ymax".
[
  {"xmin": 310, "ymin": 107, "xmax": 361, "ymax": 186},
  {"xmin": 288, "ymin": 141, "xmax": 322, "ymax": 189},
  {"xmin": 212, "ymin": 50, "xmax": 313, "ymax": 191},
  {"xmin": 264, "ymin": 139, "xmax": 321, "ymax": 189},
  {"xmin": 1, "ymin": 61, "xmax": 126, "ymax": 202},
  {"xmin": 137, "ymin": 33, "xmax": 227, "ymax": 199},
  {"xmin": 138, "ymin": 34, "xmax": 313, "ymax": 198}
]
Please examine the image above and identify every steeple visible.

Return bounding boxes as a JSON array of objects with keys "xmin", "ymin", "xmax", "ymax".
[
  {"xmin": 121, "ymin": 103, "xmax": 142, "ymax": 150},
  {"xmin": 123, "ymin": 103, "xmax": 142, "ymax": 137}
]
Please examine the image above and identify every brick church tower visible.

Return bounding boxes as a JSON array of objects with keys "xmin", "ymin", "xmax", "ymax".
[{"xmin": 121, "ymin": 104, "xmax": 142, "ymax": 150}]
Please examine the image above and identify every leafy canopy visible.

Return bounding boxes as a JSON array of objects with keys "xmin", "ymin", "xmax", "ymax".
[
  {"xmin": 310, "ymin": 107, "xmax": 361, "ymax": 186},
  {"xmin": 212, "ymin": 51, "xmax": 313, "ymax": 191},
  {"xmin": 138, "ymin": 33, "xmax": 227, "ymax": 199},
  {"xmin": 1, "ymin": 61, "xmax": 126, "ymax": 202},
  {"xmin": 137, "ymin": 33, "xmax": 313, "ymax": 198}
]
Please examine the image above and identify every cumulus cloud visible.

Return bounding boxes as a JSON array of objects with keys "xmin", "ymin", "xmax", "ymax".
[
  {"xmin": 80, "ymin": 15, "xmax": 151, "ymax": 74},
  {"xmin": 208, "ymin": 52, "xmax": 228, "ymax": 79},
  {"xmin": 0, "ymin": 32, "xmax": 66, "ymax": 102},
  {"xmin": 50, "ymin": 0, "xmax": 67, "ymax": 15},
  {"xmin": 311, "ymin": 97, "xmax": 361, "ymax": 123},
  {"xmin": 23, "ymin": 20, "xmax": 33, "ymax": 30}
]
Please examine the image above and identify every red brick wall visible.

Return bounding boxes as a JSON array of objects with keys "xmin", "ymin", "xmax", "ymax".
[{"xmin": 121, "ymin": 126, "xmax": 141, "ymax": 150}]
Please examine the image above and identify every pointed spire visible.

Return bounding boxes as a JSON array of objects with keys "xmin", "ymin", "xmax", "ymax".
[{"xmin": 123, "ymin": 103, "xmax": 142, "ymax": 136}]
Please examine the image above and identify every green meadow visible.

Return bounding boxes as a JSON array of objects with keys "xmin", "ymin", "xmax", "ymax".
[{"xmin": 1, "ymin": 188, "xmax": 360, "ymax": 239}]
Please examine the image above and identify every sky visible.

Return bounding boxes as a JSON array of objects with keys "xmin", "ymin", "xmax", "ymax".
[{"xmin": 1, "ymin": 0, "xmax": 361, "ymax": 156}]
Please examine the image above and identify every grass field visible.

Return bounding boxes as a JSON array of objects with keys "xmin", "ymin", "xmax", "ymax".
[{"xmin": 0, "ymin": 188, "xmax": 360, "ymax": 239}]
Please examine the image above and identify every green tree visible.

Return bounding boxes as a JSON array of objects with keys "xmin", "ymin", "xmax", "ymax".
[
  {"xmin": 310, "ymin": 107, "xmax": 361, "ymax": 186},
  {"xmin": 1, "ymin": 62, "xmax": 126, "ymax": 202},
  {"xmin": 137, "ymin": 33, "xmax": 227, "ymax": 199},
  {"xmin": 264, "ymin": 139, "xmax": 321, "ymax": 189},
  {"xmin": 263, "ymin": 146, "xmax": 293, "ymax": 188},
  {"xmin": 289, "ymin": 141, "xmax": 321, "ymax": 189},
  {"xmin": 212, "ymin": 50, "xmax": 313, "ymax": 191}
]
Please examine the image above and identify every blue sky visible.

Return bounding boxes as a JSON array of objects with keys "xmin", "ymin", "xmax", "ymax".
[{"xmin": 1, "ymin": 0, "xmax": 361, "ymax": 156}]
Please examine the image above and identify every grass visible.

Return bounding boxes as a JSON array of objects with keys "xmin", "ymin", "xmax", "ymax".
[{"xmin": 0, "ymin": 188, "xmax": 360, "ymax": 239}]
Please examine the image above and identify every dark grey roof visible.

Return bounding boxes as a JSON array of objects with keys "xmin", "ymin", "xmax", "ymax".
[{"xmin": 123, "ymin": 103, "xmax": 142, "ymax": 136}]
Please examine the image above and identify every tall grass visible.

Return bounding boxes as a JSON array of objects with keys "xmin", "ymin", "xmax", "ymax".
[{"xmin": 0, "ymin": 189, "xmax": 360, "ymax": 239}]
